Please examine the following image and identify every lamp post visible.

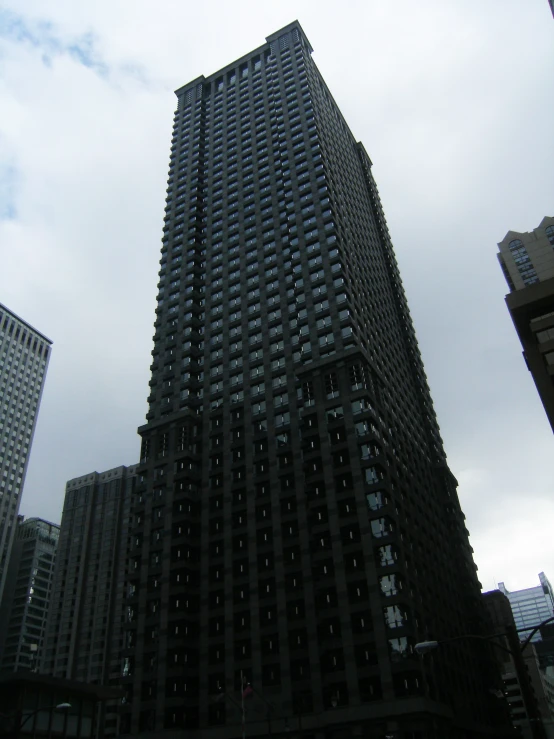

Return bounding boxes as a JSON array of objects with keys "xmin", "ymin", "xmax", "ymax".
[{"xmin": 415, "ymin": 616, "xmax": 554, "ymax": 739}]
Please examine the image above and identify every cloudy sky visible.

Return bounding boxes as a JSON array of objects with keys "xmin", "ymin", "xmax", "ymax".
[{"xmin": 1, "ymin": 0, "xmax": 553, "ymax": 594}]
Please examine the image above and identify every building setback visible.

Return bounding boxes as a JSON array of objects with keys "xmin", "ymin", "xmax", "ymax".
[
  {"xmin": 0, "ymin": 516, "xmax": 59, "ymax": 672},
  {"xmin": 0, "ymin": 303, "xmax": 52, "ymax": 604},
  {"xmin": 497, "ymin": 216, "xmax": 554, "ymax": 432},
  {"xmin": 41, "ymin": 465, "xmax": 137, "ymax": 739},
  {"xmin": 121, "ymin": 22, "xmax": 509, "ymax": 739}
]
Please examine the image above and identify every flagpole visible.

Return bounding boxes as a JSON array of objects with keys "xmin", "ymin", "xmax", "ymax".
[{"xmin": 241, "ymin": 670, "xmax": 245, "ymax": 739}]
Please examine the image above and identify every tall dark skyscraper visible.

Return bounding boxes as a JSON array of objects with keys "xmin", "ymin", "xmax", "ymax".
[
  {"xmin": 41, "ymin": 465, "xmax": 137, "ymax": 738},
  {"xmin": 122, "ymin": 22, "xmax": 506, "ymax": 739}
]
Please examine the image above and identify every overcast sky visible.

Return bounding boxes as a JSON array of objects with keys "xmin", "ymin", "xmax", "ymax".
[{"xmin": 1, "ymin": 0, "xmax": 553, "ymax": 594}]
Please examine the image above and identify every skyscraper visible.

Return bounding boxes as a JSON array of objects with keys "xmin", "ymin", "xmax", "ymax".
[
  {"xmin": 497, "ymin": 217, "xmax": 554, "ymax": 432},
  {"xmin": 0, "ymin": 303, "xmax": 52, "ymax": 604},
  {"xmin": 122, "ymin": 22, "xmax": 506, "ymax": 738},
  {"xmin": 41, "ymin": 465, "xmax": 137, "ymax": 739},
  {"xmin": 0, "ymin": 516, "xmax": 59, "ymax": 672}
]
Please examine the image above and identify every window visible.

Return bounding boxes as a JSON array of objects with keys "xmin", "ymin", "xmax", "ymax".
[
  {"xmin": 322, "ymin": 373, "xmax": 338, "ymax": 400},
  {"xmin": 326, "ymin": 406, "xmax": 343, "ymax": 422},
  {"xmin": 384, "ymin": 604, "xmax": 408, "ymax": 629},
  {"xmin": 536, "ymin": 328, "xmax": 554, "ymax": 343},
  {"xmin": 371, "ymin": 517, "xmax": 394, "ymax": 538},
  {"xmin": 272, "ymin": 374, "xmax": 286, "ymax": 389},
  {"xmin": 367, "ymin": 491, "xmax": 387, "ymax": 511},
  {"xmin": 275, "ymin": 412, "xmax": 290, "ymax": 427}
]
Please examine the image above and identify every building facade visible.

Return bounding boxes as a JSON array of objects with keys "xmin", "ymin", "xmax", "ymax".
[
  {"xmin": 483, "ymin": 588, "xmax": 554, "ymax": 739},
  {"xmin": 122, "ymin": 22, "xmax": 508, "ymax": 739},
  {"xmin": 497, "ymin": 217, "xmax": 554, "ymax": 432},
  {"xmin": 0, "ymin": 516, "xmax": 59, "ymax": 671},
  {"xmin": 498, "ymin": 574, "xmax": 554, "ymax": 643},
  {"xmin": 0, "ymin": 303, "xmax": 52, "ymax": 603},
  {"xmin": 41, "ymin": 465, "xmax": 137, "ymax": 738}
]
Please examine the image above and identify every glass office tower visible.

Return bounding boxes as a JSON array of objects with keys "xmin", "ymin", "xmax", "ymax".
[
  {"xmin": 121, "ymin": 22, "xmax": 506, "ymax": 739},
  {"xmin": 499, "ymin": 574, "xmax": 554, "ymax": 643}
]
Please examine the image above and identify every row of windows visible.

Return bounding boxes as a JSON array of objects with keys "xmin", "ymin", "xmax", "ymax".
[
  {"xmin": 168, "ymin": 110, "xmax": 315, "ymax": 190},
  {"xmin": 171, "ymin": 109, "xmax": 313, "ymax": 180},
  {"xmin": 159, "ymin": 272, "xmax": 344, "ymax": 333},
  {"xmin": 175, "ymin": 90, "xmax": 311, "ymax": 156},
  {"xmin": 172, "ymin": 41, "xmax": 304, "ymax": 115}
]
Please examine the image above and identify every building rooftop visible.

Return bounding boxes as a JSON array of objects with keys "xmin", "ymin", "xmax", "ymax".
[{"xmin": 0, "ymin": 302, "xmax": 52, "ymax": 345}]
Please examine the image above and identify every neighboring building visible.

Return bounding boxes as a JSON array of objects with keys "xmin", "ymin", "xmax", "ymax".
[
  {"xmin": 536, "ymin": 624, "xmax": 554, "ymax": 671},
  {"xmin": 499, "ymin": 573, "xmax": 554, "ymax": 643},
  {"xmin": 483, "ymin": 589, "xmax": 554, "ymax": 738},
  {"xmin": 549, "ymin": 0, "xmax": 554, "ymax": 19},
  {"xmin": 0, "ymin": 303, "xmax": 52, "ymax": 602},
  {"xmin": 497, "ymin": 217, "xmax": 554, "ymax": 432},
  {"xmin": 0, "ymin": 516, "xmax": 59, "ymax": 671},
  {"xmin": 503, "ymin": 647, "xmax": 554, "ymax": 739},
  {"xmin": 41, "ymin": 465, "xmax": 137, "ymax": 738},
  {"xmin": 497, "ymin": 217, "xmax": 554, "ymax": 290},
  {"xmin": 121, "ymin": 22, "xmax": 509, "ymax": 738}
]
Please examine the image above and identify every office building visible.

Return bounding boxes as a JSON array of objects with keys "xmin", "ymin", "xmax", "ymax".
[
  {"xmin": 483, "ymin": 588, "xmax": 554, "ymax": 738},
  {"xmin": 122, "ymin": 22, "xmax": 508, "ymax": 738},
  {"xmin": 498, "ymin": 574, "xmax": 554, "ymax": 643},
  {"xmin": 0, "ymin": 516, "xmax": 59, "ymax": 671},
  {"xmin": 0, "ymin": 303, "xmax": 52, "ymax": 603},
  {"xmin": 41, "ymin": 465, "xmax": 137, "ymax": 738},
  {"xmin": 497, "ymin": 217, "xmax": 554, "ymax": 432}
]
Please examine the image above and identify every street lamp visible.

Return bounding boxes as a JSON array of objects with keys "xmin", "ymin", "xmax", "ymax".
[{"xmin": 414, "ymin": 616, "xmax": 554, "ymax": 739}]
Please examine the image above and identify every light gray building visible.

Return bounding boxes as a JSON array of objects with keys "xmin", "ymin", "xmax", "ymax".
[
  {"xmin": 0, "ymin": 516, "xmax": 59, "ymax": 671},
  {"xmin": 497, "ymin": 216, "xmax": 554, "ymax": 290},
  {"xmin": 497, "ymin": 217, "xmax": 554, "ymax": 432},
  {"xmin": 41, "ymin": 465, "xmax": 137, "ymax": 739},
  {"xmin": 0, "ymin": 304, "xmax": 52, "ymax": 603},
  {"xmin": 498, "ymin": 573, "xmax": 554, "ymax": 642}
]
